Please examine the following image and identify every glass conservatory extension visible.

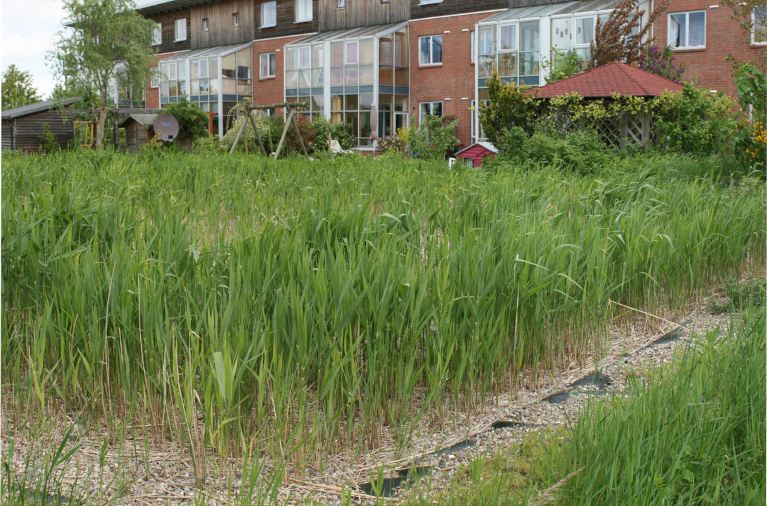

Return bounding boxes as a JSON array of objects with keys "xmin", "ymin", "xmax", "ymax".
[
  {"xmin": 158, "ymin": 43, "xmax": 253, "ymax": 135},
  {"xmin": 474, "ymin": 0, "xmax": 642, "ymax": 141},
  {"xmin": 285, "ymin": 23, "xmax": 409, "ymax": 146}
]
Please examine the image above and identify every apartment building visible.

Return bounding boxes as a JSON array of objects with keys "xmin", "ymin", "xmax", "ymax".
[{"xmin": 137, "ymin": 0, "xmax": 765, "ymax": 146}]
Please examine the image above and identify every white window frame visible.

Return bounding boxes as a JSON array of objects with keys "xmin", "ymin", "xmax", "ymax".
[
  {"xmin": 419, "ymin": 0, "xmax": 443, "ymax": 4},
  {"xmin": 345, "ymin": 41, "xmax": 358, "ymax": 64},
  {"xmin": 419, "ymin": 101, "xmax": 442, "ymax": 123},
  {"xmin": 152, "ymin": 23, "xmax": 162, "ymax": 46},
  {"xmin": 338, "ymin": 0, "xmax": 345, "ymax": 8},
  {"xmin": 419, "ymin": 35, "xmax": 443, "ymax": 66},
  {"xmin": 261, "ymin": 1, "xmax": 277, "ymax": 28},
  {"xmin": 296, "ymin": 0, "xmax": 313, "ymax": 23},
  {"xmin": 174, "ymin": 18, "xmax": 187, "ymax": 42},
  {"xmin": 232, "ymin": 12, "xmax": 239, "ymax": 27},
  {"xmin": 667, "ymin": 11, "xmax": 706, "ymax": 49},
  {"xmin": 297, "ymin": 46, "xmax": 311, "ymax": 69},
  {"xmin": 260, "ymin": 52, "xmax": 276, "ymax": 78},
  {"xmin": 752, "ymin": 7, "xmax": 767, "ymax": 46},
  {"xmin": 150, "ymin": 66, "xmax": 160, "ymax": 88}
]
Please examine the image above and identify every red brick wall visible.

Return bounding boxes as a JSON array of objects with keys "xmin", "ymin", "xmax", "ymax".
[
  {"xmin": 252, "ymin": 35, "xmax": 306, "ymax": 116},
  {"xmin": 653, "ymin": 1, "xmax": 765, "ymax": 97},
  {"xmin": 145, "ymin": 51, "xmax": 187, "ymax": 109},
  {"xmin": 409, "ymin": 12, "xmax": 502, "ymax": 148}
]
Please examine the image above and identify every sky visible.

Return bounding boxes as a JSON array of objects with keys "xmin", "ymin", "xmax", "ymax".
[{"xmin": 1, "ymin": 0, "xmax": 154, "ymax": 99}]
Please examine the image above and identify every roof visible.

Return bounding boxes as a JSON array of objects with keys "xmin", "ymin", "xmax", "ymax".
[
  {"xmin": 534, "ymin": 62, "xmax": 684, "ymax": 99},
  {"xmin": 286, "ymin": 22, "xmax": 407, "ymax": 46},
  {"xmin": 480, "ymin": 0, "xmax": 619, "ymax": 24},
  {"xmin": 118, "ymin": 114, "xmax": 159, "ymax": 128},
  {"xmin": 456, "ymin": 142, "xmax": 499, "ymax": 156},
  {"xmin": 2, "ymin": 98, "xmax": 81, "ymax": 120},
  {"xmin": 160, "ymin": 42, "xmax": 252, "ymax": 63},
  {"xmin": 136, "ymin": 0, "xmax": 217, "ymax": 16}
]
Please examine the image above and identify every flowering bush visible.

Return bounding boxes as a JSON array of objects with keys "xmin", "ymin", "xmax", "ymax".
[
  {"xmin": 638, "ymin": 45, "xmax": 685, "ymax": 84},
  {"xmin": 732, "ymin": 64, "xmax": 766, "ymax": 169},
  {"xmin": 378, "ymin": 134, "xmax": 406, "ymax": 152}
]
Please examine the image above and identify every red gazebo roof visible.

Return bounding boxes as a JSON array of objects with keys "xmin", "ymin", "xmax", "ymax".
[{"xmin": 534, "ymin": 61, "xmax": 683, "ymax": 99}]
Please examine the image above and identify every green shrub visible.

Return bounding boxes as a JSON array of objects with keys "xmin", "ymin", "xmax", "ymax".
[
  {"xmin": 479, "ymin": 73, "xmax": 539, "ymax": 144},
  {"xmin": 655, "ymin": 83, "xmax": 737, "ymax": 156},
  {"xmin": 38, "ymin": 122, "xmax": 60, "ymax": 153},
  {"xmin": 408, "ymin": 114, "xmax": 459, "ymax": 160},
  {"xmin": 498, "ymin": 125, "xmax": 614, "ymax": 174},
  {"xmin": 165, "ymin": 98, "xmax": 211, "ymax": 144},
  {"xmin": 219, "ymin": 114, "xmax": 278, "ymax": 154}
]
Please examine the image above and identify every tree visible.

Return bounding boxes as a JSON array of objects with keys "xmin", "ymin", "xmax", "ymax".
[
  {"xmin": 2, "ymin": 64, "xmax": 41, "ymax": 110},
  {"xmin": 166, "ymin": 98, "xmax": 211, "ymax": 144},
  {"xmin": 589, "ymin": 0, "xmax": 671, "ymax": 68},
  {"xmin": 478, "ymin": 73, "xmax": 539, "ymax": 145},
  {"xmin": 49, "ymin": 0, "xmax": 156, "ymax": 147}
]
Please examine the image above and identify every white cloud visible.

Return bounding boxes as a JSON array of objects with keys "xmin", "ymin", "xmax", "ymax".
[{"xmin": 1, "ymin": 0, "xmax": 156, "ymax": 98}]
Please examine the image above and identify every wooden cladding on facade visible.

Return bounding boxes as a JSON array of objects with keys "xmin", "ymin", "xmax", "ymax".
[
  {"xmin": 409, "ymin": 0, "xmax": 508, "ymax": 20},
  {"xmin": 150, "ymin": 10, "xmax": 193, "ymax": 53},
  {"xmin": 192, "ymin": 0, "xmax": 255, "ymax": 48},
  {"xmin": 319, "ymin": 0, "xmax": 408, "ymax": 31},
  {"xmin": 253, "ymin": 0, "xmax": 318, "ymax": 39}
]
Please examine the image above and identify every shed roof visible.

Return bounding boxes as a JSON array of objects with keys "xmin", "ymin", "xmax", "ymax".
[
  {"xmin": 119, "ymin": 114, "xmax": 159, "ymax": 128},
  {"xmin": 2, "ymin": 98, "xmax": 81, "ymax": 120},
  {"xmin": 533, "ymin": 62, "xmax": 683, "ymax": 99},
  {"xmin": 456, "ymin": 142, "xmax": 499, "ymax": 156}
]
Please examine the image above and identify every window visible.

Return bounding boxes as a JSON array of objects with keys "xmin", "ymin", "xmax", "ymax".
[
  {"xmin": 152, "ymin": 23, "xmax": 162, "ymax": 46},
  {"xmin": 175, "ymin": 18, "xmax": 187, "ymax": 41},
  {"xmin": 471, "ymin": 30, "xmax": 475, "ymax": 63},
  {"xmin": 261, "ymin": 1, "xmax": 276, "ymax": 27},
  {"xmin": 519, "ymin": 21, "xmax": 539, "ymax": 76},
  {"xmin": 478, "ymin": 26, "xmax": 495, "ymax": 77},
  {"xmin": 150, "ymin": 66, "xmax": 159, "ymax": 88},
  {"xmin": 419, "ymin": 35, "xmax": 442, "ymax": 65},
  {"xmin": 338, "ymin": 0, "xmax": 345, "ymax": 7},
  {"xmin": 753, "ymin": 6, "xmax": 767, "ymax": 45},
  {"xmin": 419, "ymin": 0, "xmax": 443, "ymax": 4},
  {"xmin": 419, "ymin": 101, "xmax": 442, "ymax": 122},
  {"xmin": 346, "ymin": 41, "xmax": 358, "ymax": 64},
  {"xmin": 498, "ymin": 24, "xmax": 517, "ymax": 77},
  {"xmin": 668, "ymin": 11, "xmax": 705, "ymax": 49},
  {"xmin": 232, "ymin": 12, "xmax": 239, "ymax": 27},
  {"xmin": 260, "ymin": 52, "xmax": 276, "ymax": 78},
  {"xmin": 296, "ymin": 0, "xmax": 312, "ymax": 22},
  {"xmin": 202, "ymin": 18, "xmax": 209, "ymax": 31}
]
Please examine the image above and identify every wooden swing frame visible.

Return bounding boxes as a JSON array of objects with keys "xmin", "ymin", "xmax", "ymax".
[{"xmin": 228, "ymin": 102, "xmax": 309, "ymax": 159}]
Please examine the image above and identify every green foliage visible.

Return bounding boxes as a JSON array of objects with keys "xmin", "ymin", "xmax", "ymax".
[
  {"xmin": 48, "ymin": 0, "xmax": 156, "ymax": 147},
  {"xmin": 2, "ymin": 64, "xmax": 41, "ymax": 110},
  {"xmin": 543, "ymin": 50, "xmax": 584, "ymax": 84},
  {"xmin": 220, "ymin": 114, "xmax": 279, "ymax": 154},
  {"xmin": 654, "ymin": 83, "xmax": 738, "ymax": 156},
  {"xmin": 479, "ymin": 74, "xmax": 539, "ymax": 144},
  {"xmin": 498, "ymin": 125, "xmax": 614, "ymax": 174},
  {"xmin": 165, "ymin": 98, "xmax": 211, "ymax": 144},
  {"xmin": 38, "ymin": 123, "xmax": 61, "ymax": 153},
  {"xmin": 329, "ymin": 120, "xmax": 356, "ymax": 150},
  {"xmin": 408, "ymin": 114, "xmax": 459, "ymax": 160},
  {"xmin": 192, "ymin": 135, "xmax": 222, "ymax": 153},
  {"xmin": 590, "ymin": 0, "xmax": 669, "ymax": 68}
]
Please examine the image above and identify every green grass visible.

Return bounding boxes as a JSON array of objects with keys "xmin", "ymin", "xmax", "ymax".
[
  {"xmin": 2, "ymin": 150, "xmax": 764, "ymax": 477},
  {"xmin": 405, "ymin": 304, "xmax": 766, "ymax": 505}
]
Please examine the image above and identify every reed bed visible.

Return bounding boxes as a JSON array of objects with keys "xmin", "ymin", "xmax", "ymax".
[{"xmin": 2, "ymin": 150, "xmax": 764, "ymax": 467}]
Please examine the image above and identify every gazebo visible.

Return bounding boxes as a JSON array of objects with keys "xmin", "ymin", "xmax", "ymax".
[{"xmin": 534, "ymin": 62, "xmax": 683, "ymax": 150}]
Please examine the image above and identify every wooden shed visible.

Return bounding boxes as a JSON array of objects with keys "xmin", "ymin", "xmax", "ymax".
[
  {"xmin": 1, "ymin": 98, "xmax": 80, "ymax": 153},
  {"xmin": 119, "ymin": 114, "xmax": 159, "ymax": 153},
  {"xmin": 455, "ymin": 142, "xmax": 499, "ymax": 168}
]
